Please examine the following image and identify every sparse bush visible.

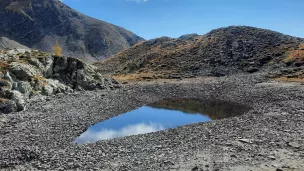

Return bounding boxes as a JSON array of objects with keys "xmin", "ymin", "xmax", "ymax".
[
  {"xmin": 53, "ymin": 41, "xmax": 62, "ymax": 57},
  {"xmin": 285, "ymin": 43, "xmax": 304, "ymax": 63},
  {"xmin": 33, "ymin": 74, "xmax": 47, "ymax": 87},
  {"xmin": 0, "ymin": 61, "xmax": 9, "ymax": 72},
  {"xmin": 0, "ymin": 98, "xmax": 9, "ymax": 103}
]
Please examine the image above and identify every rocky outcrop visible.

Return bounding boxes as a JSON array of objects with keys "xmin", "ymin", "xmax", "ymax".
[
  {"xmin": 0, "ymin": 0, "xmax": 144, "ymax": 62},
  {"xmin": 0, "ymin": 48, "xmax": 119, "ymax": 113}
]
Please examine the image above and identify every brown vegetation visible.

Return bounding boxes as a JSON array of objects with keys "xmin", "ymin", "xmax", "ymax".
[
  {"xmin": 0, "ymin": 98, "xmax": 9, "ymax": 103},
  {"xmin": 0, "ymin": 61, "xmax": 9, "ymax": 72},
  {"xmin": 33, "ymin": 74, "xmax": 47, "ymax": 87},
  {"xmin": 276, "ymin": 77, "xmax": 304, "ymax": 82},
  {"xmin": 53, "ymin": 42, "xmax": 62, "ymax": 57},
  {"xmin": 275, "ymin": 69, "xmax": 304, "ymax": 82},
  {"xmin": 284, "ymin": 43, "xmax": 304, "ymax": 63},
  {"xmin": 113, "ymin": 73, "xmax": 161, "ymax": 82}
]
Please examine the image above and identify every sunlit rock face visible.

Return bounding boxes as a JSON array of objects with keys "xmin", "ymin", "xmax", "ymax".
[
  {"xmin": 75, "ymin": 98, "xmax": 251, "ymax": 144},
  {"xmin": 0, "ymin": 49, "xmax": 119, "ymax": 113}
]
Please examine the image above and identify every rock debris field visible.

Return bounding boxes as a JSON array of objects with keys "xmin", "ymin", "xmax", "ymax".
[{"xmin": 0, "ymin": 74, "xmax": 304, "ymax": 171}]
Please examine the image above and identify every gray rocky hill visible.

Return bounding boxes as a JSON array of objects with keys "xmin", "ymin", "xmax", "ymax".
[
  {"xmin": 95, "ymin": 26, "xmax": 304, "ymax": 79},
  {"xmin": 0, "ymin": 37, "xmax": 29, "ymax": 50},
  {"xmin": 0, "ymin": 0, "xmax": 144, "ymax": 63}
]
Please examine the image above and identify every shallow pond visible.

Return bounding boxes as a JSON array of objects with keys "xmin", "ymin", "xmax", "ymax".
[{"xmin": 75, "ymin": 98, "xmax": 250, "ymax": 144}]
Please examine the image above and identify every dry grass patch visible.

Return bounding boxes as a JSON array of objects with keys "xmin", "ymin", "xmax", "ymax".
[
  {"xmin": 0, "ymin": 61, "xmax": 9, "ymax": 72},
  {"xmin": 0, "ymin": 98, "xmax": 9, "ymax": 103},
  {"xmin": 9, "ymin": 58, "xmax": 29, "ymax": 64},
  {"xmin": 276, "ymin": 71, "xmax": 304, "ymax": 82},
  {"xmin": 33, "ymin": 74, "xmax": 48, "ymax": 87},
  {"xmin": 53, "ymin": 41, "xmax": 62, "ymax": 57},
  {"xmin": 276, "ymin": 77, "xmax": 304, "ymax": 82},
  {"xmin": 113, "ymin": 73, "xmax": 160, "ymax": 82},
  {"xmin": 284, "ymin": 44, "xmax": 304, "ymax": 63}
]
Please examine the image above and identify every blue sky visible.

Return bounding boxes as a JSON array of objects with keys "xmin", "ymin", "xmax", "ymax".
[{"xmin": 62, "ymin": 0, "xmax": 304, "ymax": 40}]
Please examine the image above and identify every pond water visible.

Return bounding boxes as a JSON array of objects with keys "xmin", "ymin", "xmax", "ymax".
[{"xmin": 75, "ymin": 98, "xmax": 250, "ymax": 144}]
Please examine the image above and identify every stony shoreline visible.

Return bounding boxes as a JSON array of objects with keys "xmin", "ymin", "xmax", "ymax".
[{"xmin": 0, "ymin": 73, "xmax": 303, "ymax": 170}]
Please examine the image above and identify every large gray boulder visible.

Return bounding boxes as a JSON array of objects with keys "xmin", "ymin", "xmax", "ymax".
[
  {"xmin": 42, "ymin": 79, "xmax": 72, "ymax": 96},
  {"xmin": 17, "ymin": 81, "xmax": 32, "ymax": 94},
  {"xmin": 0, "ymin": 91, "xmax": 25, "ymax": 113},
  {"xmin": 10, "ymin": 91, "xmax": 25, "ymax": 111},
  {"xmin": 0, "ymin": 77, "xmax": 12, "ymax": 91},
  {"xmin": 9, "ymin": 62, "xmax": 39, "ymax": 81},
  {"xmin": 0, "ymin": 100, "xmax": 16, "ymax": 114},
  {"xmin": 51, "ymin": 56, "xmax": 114, "ymax": 90}
]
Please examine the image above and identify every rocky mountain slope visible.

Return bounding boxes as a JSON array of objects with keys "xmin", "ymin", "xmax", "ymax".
[
  {"xmin": 0, "ymin": 0, "xmax": 144, "ymax": 62},
  {"xmin": 0, "ymin": 48, "xmax": 119, "ymax": 113},
  {"xmin": 0, "ymin": 37, "xmax": 29, "ymax": 50},
  {"xmin": 95, "ymin": 26, "xmax": 304, "ymax": 80}
]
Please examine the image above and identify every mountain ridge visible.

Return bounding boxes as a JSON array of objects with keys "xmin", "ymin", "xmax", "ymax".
[
  {"xmin": 94, "ymin": 26, "xmax": 304, "ymax": 80},
  {"xmin": 0, "ymin": 0, "xmax": 144, "ymax": 62}
]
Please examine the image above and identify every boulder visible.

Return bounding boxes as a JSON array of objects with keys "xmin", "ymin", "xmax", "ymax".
[
  {"xmin": 42, "ymin": 79, "xmax": 72, "ymax": 96},
  {"xmin": 10, "ymin": 91, "xmax": 26, "ymax": 111},
  {"xmin": 0, "ymin": 100, "xmax": 16, "ymax": 114},
  {"xmin": 3, "ymin": 72, "xmax": 13, "ymax": 83},
  {"xmin": 28, "ymin": 58, "xmax": 43, "ymax": 69},
  {"xmin": 42, "ymin": 57, "xmax": 54, "ymax": 77},
  {"xmin": 0, "ymin": 79, "xmax": 12, "ymax": 90},
  {"xmin": 9, "ymin": 62, "xmax": 39, "ymax": 81},
  {"xmin": 51, "ymin": 56, "xmax": 114, "ymax": 90},
  {"xmin": 6, "ymin": 49, "xmax": 29, "ymax": 56},
  {"xmin": 0, "ymin": 54, "xmax": 6, "ymax": 60},
  {"xmin": 53, "ymin": 57, "xmax": 69, "ymax": 73},
  {"xmin": 12, "ymin": 82, "xmax": 18, "ymax": 90},
  {"xmin": 42, "ymin": 85, "xmax": 54, "ymax": 96},
  {"xmin": 0, "ymin": 90, "xmax": 25, "ymax": 113},
  {"xmin": 17, "ymin": 81, "xmax": 32, "ymax": 94}
]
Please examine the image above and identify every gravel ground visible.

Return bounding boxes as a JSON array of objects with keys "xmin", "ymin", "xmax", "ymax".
[{"xmin": 0, "ymin": 73, "xmax": 304, "ymax": 171}]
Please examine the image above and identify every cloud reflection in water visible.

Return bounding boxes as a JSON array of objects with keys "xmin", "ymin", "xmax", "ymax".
[{"xmin": 75, "ymin": 123, "xmax": 164, "ymax": 144}]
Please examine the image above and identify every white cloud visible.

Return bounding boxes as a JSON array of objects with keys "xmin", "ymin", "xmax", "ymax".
[
  {"xmin": 75, "ymin": 123, "xmax": 164, "ymax": 144},
  {"xmin": 127, "ymin": 0, "xmax": 148, "ymax": 3}
]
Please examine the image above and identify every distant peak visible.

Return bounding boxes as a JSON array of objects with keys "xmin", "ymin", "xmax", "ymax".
[
  {"xmin": 178, "ymin": 34, "xmax": 200, "ymax": 40},
  {"xmin": 0, "ymin": 0, "xmax": 144, "ymax": 62}
]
